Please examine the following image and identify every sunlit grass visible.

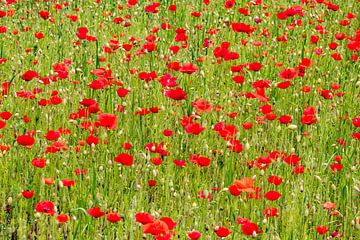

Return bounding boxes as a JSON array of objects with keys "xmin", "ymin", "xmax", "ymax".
[{"xmin": 0, "ymin": 0, "xmax": 359, "ymax": 239}]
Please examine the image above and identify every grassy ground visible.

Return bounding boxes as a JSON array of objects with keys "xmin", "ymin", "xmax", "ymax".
[{"xmin": 0, "ymin": 0, "xmax": 359, "ymax": 239}]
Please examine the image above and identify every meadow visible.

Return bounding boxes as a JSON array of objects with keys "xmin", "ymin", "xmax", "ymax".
[{"xmin": 0, "ymin": 0, "xmax": 359, "ymax": 239}]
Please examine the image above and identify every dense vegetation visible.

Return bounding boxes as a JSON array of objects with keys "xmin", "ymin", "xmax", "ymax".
[{"xmin": 0, "ymin": 0, "xmax": 359, "ymax": 239}]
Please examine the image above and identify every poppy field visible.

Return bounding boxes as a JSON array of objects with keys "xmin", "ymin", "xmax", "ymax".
[{"xmin": 0, "ymin": 0, "xmax": 360, "ymax": 239}]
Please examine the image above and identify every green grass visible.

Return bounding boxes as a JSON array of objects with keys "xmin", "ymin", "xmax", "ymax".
[{"xmin": 0, "ymin": 0, "xmax": 359, "ymax": 239}]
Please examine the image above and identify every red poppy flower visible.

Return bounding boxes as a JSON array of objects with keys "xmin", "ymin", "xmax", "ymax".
[
  {"xmin": 86, "ymin": 135, "xmax": 99, "ymax": 146},
  {"xmin": 180, "ymin": 116, "xmax": 194, "ymax": 127},
  {"xmin": 228, "ymin": 184, "xmax": 242, "ymax": 196},
  {"xmin": 268, "ymin": 176, "xmax": 283, "ymax": 185},
  {"xmin": 228, "ymin": 139, "xmax": 243, "ymax": 153},
  {"xmin": 225, "ymin": 0, "xmax": 235, "ymax": 9},
  {"xmin": 252, "ymin": 80, "xmax": 270, "ymax": 89},
  {"xmin": 190, "ymin": 154, "xmax": 211, "ymax": 167},
  {"xmin": 165, "ymin": 88, "xmax": 187, "ymax": 100},
  {"xmin": 264, "ymin": 191, "xmax": 281, "ymax": 201},
  {"xmin": 106, "ymin": 212, "xmax": 122, "ymax": 223},
  {"xmin": 203, "ymin": 0, "xmax": 210, "ymax": 5},
  {"xmin": 48, "ymin": 140, "xmax": 67, "ymax": 153},
  {"xmin": 40, "ymin": 177, "xmax": 54, "ymax": 185},
  {"xmin": 163, "ymin": 129, "xmax": 173, "ymax": 137},
  {"xmin": 143, "ymin": 219, "xmax": 169, "ymax": 235},
  {"xmin": 168, "ymin": 4, "xmax": 177, "ymax": 11},
  {"xmin": 330, "ymin": 83, "xmax": 340, "ymax": 91},
  {"xmin": 300, "ymin": 58, "xmax": 312, "ymax": 67},
  {"xmin": 151, "ymin": 157, "xmax": 163, "ymax": 166},
  {"xmin": 114, "ymin": 153, "xmax": 133, "ymax": 166},
  {"xmin": 241, "ymin": 221, "xmax": 263, "ymax": 236},
  {"xmin": 227, "ymin": 112, "xmax": 238, "ymax": 119},
  {"xmin": 34, "ymin": 32, "xmax": 44, "ymax": 39},
  {"xmin": 179, "ymin": 63, "xmax": 198, "ymax": 74},
  {"xmin": 145, "ymin": 2, "xmax": 161, "ymax": 14},
  {"xmin": 0, "ymin": 111, "xmax": 12, "ymax": 120},
  {"xmin": 310, "ymin": 35, "xmax": 319, "ymax": 44},
  {"xmin": 322, "ymin": 202, "xmax": 336, "ymax": 210},
  {"xmin": 17, "ymin": 135, "xmax": 35, "ymax": 147},
  {"xmin": 217, "ymin": 124, "xmax": 238, "ymax": 139},
  {"xmin": 352, "ymin": 117, "xmax": 360, "ymax": 127},
  {"xmin": 192, "ymin": 99, "xmax": 212, "ymax": 113},
  {"xmin": 232, "ymin": 75, "xmax": 245, "ymax": 84},
  {"xmin": 0, "ymin": 26, "xmax": 6, "ymax": 33},
  {"xmin": 301, "ymin": 107, "xmax": 317, "ymax": 125},
  {"xmin": 122, "ymin": 142, "xmax": 132, "ymax": 150},
  {"xmin": 278, "ymin": 115, "xmax": 292, "ymax": 124},
  {"xmin": 238, "ymin": 7, "xmax": 249, "ymax": 16},
  {"xmin": 31, "ymin": 158, "xmax": 46, "ymax": 168},
  {"xmin": 87, "ymin": 207, "xmax": 105, "ymax": 218},
  {"xmin": 159, "ymin": 73, "xmax": 178, "ymax": 87},
  {"xmin": 331, "ymin": 53, "xmax": 342, "ymax": 61},
  {"xmin": 185, "ymin": 123, "xmax": 205, "ymax": 135},
  {"xmin": 45, "ymin": 130, "xmax": 61, "ymax": 141},
  {"xmin": 167, "ymin": 61, "xmax": 180, "ymax": 71},
  {"xmin": 188, "ymin": 230, "xmax": 201, "ymax": 240},
  {"xmin": 76, "ymin": 27, "xmax": 89, "ymax": 39},
  {"xmin": 128, "ymin": 0, "xmax": 138, "ymax": 5},
  {"xmin": 352, "ymin": 132, "xmax": 360, "ymax": 140},
  {"xmin": 138, "ymin": 71, "xmax": 158, "ymax": 82},
  {"xmin": 159, "ymin": 217, "xmax": 176, "ymax": 230},
  {"xmin": 264, "ymin": 113, "xmax": 276, "ymax": 121},
  {"xmin": 284, "ymin": 154, "xmax": 301, "ymax": 166},
  {"xmin": 197, "ymin": 156, "xmax": 211, "ymax": 167},
  {"xmin": 328, "ymin": 42, "xmax": 338, "ymax": 50},
  {"xmin": 97, "ymin": 113, "xmax": 118, "ymax": 130},
  {"xmin": 229, "ymin": 177, "xmax": 256, "ymax": 196},
  {"xmin": 345, "ymin": 12, "xmax": 356, "ymax": 19},
  {"xmin": 21, "ymin": 70, "xmax": 39, "ymax": 81},
  {"xmin": 279, "ymin": 68, "xmax": 297, "ymax": 80},
  {"xmin": 148, "ymin": 180, "xmax": 157, "ymax": 186},
  {"xmin": 214, "ymin": 226, "xmax": 231, "ymax": 238},
  {"xmin": 334, "ymin": 155, "xmax": 342, "ymax": 162},
  {"xmin": 348, "ymin": 41, "xmax": 360, "ymax": 52},
  {"xmin": 277, "ymin": 81, "xmax": 291, "ymax": 89},
  {"xmin": 135, "ymin": 212, "xmax": 155, "ymax": 225},
  {"xmin": 247, "ymin": 62, "xmax": 263, "ymax": 71},
  {"xmin": 150, "ymin": 107, "xmax": 159, "ymax": 113},
  {"xmin": 61, "ymin": 179, "xmax": 76, "ymax": 187},
  {"xmin": 87, "ymin": 80, "xmax": 105, "ymax": 90},
  {"xmin": 116, "ymin": 88, "xmax": 130, "ymax": 98},
  {"xmin": 231, "ymin": 22, "xmax": 256, "ymax": 35},
  {"xmin": 38, "ymin": 10, "xmax": 50, "ymax": 20},
  {"xmin": 330, "ymin": 163, "xmax": 343, "ymax": 173},
  {"xmin": 316, "ymin": 226, "xmax": 329, "ymax": 234},
  {"xmin": 173, "ymin": 159, "xmax": 186, "ymax": 167},
  {"xmin": 242, "ymin": 122, "xmax": 253, "ymax": 130},
  {"xmin": 80, "ymin": 98, "xmax": 97, "ymax": 107},
  {"xmin": 336, "ymin": 139, "xmax": 346, "ymax": 146},
  {"xmin": 237, "ymin": 217, "xmax": 250, "ymax": 225},
  {"xmin": 0, "ymin": 120, "xmax": 6, "ymax": 129},
  {"xmin": 22, "ymin": 190, "xmax": 34, "ymax": 199},
  {"xmin": 74, "ymin": 168, "xmax": 86, "ymax": 175},
  {"xmin": 35, "ymin": 201, "xmax": 55, "ymax": 215},
  {"xmin": 135, "ymin": 108, "xmax": 151, "ymax": 116},
  {"xmin": 56, "ymin": 214, "xmax": 69, "ymax": 223},
  {"xmin": 264, "ymin": 207, "xmax": 279, "ymax": 218},
  {"xmin": 259, "ymin": 104, "xmax": 272, "ymax": 114}
]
